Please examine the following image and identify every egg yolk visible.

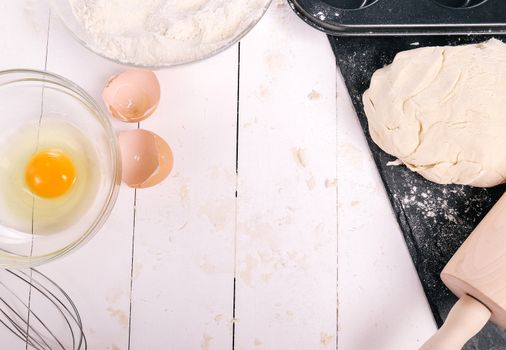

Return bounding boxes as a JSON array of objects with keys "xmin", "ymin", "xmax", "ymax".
[{"xmin": 25, "ymin": 149, "xmax": 76, "ymax": 198}]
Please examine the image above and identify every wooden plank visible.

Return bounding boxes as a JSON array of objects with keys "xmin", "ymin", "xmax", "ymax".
[
  {"xmin": 0, "ymin": 1, "xmax": 50, "ymax": 348},
  {"xmin": 235, "ymin": 2, "xmax": 337, "ymax": 349},
  {"xmin": 128, "ymin": 49, "xmax": 239, "ymax": 349},
  {"xmin": 335, "ymin": 69, "xmax": 437, "ymax": 349},
  {"xmin": 33, "ymin": 14, "xmax": 136, "ymax": 350},
  {"xmin": 0, "ymin": 0, "xmax": 50, "ymax": 70}
]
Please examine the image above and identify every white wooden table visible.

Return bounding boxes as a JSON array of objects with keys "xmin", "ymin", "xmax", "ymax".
[{"xmin": 3, "ymin": 1, "xmax": 438, "ymax": 349}]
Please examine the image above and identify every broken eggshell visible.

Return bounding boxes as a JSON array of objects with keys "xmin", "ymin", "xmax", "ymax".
[
  {"xmin": 118, "ymin": 129, "xmax": 174, "ymax": 188},
  {"xmin": 102, "ymin": 70, "xmax": 161, "ymax": 123}
]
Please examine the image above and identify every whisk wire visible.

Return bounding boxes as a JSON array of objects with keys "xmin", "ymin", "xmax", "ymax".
[
  {"xmin": 0, "ymin": 268, "xmax": 87, "ymax": 350},
  {"xmin": 0, "ymin": 278, "xmax": 62, "ymax": 350},
  {"xmin": 10, "ymin": 270, "xmax": 74, "ymax": 350}
]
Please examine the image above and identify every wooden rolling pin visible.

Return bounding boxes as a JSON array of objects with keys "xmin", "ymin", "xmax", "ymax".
[{"xmin": 421, "ymin": 193, "xmax": 506, "ymax": 349}]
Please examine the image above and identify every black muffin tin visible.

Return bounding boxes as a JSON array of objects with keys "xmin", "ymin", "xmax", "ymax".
[{"xmin": 287, "ymin": 0, "xmax": 506, "ymax": 35}]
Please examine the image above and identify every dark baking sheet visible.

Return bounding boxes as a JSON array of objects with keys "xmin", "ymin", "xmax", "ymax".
[
  {"xmin": 330, "ymin": 35, "xmax": 506, "ymax": 349},
  {"xmin": 288, "ymin": 0, "xmax": 506, "ymax": 35}
]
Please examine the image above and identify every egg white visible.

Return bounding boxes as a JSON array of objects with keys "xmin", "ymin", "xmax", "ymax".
[{"xmin": 0, "ymin": 119, "xmax": 100, "ymax": 235}]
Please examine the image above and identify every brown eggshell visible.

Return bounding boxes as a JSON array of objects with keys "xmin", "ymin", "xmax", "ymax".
[
  {"xmin": 139, "ymin": 132, "xmax": 174, "ymax": 188},
  {"xmin": 103, "ymin": 70, "xmax": 161, "ymax": 123},
  {"xmin": 118, "ymin": 129, "xmax": 174, "ymax": 189}
]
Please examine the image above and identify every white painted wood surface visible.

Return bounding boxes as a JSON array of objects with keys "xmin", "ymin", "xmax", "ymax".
[
  {"xmin": 335, "ymin": 70, "xmax": 437, "ymax": 349},
  {"xmin": 236, "ymin": 3, "xmax": 337, "ymax": 349},
  {"xmin": 0, "ymin": 1, "xmax": 50, "ymax": 348},
  {"xmin": 0, "ymin": 0, "xmax": 438, "ymax": 349}
]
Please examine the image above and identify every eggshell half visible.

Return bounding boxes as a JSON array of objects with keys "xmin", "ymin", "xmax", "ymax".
[
  {"xmin": 118, "ymin": 129, "xmax": 174, "ymax": 188},
  {"xmin": 103, "ymin": 70, "xmax": 161, "ymax": 123}
]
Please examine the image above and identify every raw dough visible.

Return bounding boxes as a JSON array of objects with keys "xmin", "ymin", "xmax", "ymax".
[{"xmin": 363, "ymin": 38, "xmax": 506, "ymax": 188}]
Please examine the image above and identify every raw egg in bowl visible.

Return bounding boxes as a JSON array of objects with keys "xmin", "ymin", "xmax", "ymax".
[{"xmin": 0, "ymin": 70, "xmax": 121, "ymax": 268}]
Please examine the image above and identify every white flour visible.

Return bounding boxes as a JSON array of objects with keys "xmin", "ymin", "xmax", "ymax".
[{"xmin": 70, "ymin": 0, "xmax": 270, "ymax": 66}]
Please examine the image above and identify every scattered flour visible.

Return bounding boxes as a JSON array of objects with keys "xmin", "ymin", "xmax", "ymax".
[
  {"xmin": 398, "ymin": 185, "xmax": 467, "ymax": 224},
  {"xmin": 70, "ymin": 0, "xmax": 271, "ymax": 66}
]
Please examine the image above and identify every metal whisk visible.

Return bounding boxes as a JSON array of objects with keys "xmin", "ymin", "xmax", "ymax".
[{"xmin": 0, "ymin": 269, "xmax": 87, "ymax": 350}]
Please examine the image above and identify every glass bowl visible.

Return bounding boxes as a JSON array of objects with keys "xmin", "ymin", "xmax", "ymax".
[
  {"xmin": 0, "ymin": 69, "xmax": 121, "ymax": 268},
  {"xmin": 48, "ymin": 0, "xmax": 273, "ymax": 68}
]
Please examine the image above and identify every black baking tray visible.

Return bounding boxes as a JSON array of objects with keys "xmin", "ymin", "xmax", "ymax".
[
  {"xmin": 287, "ymin": 0, "xmax": 506, "ymax": 35},
  {"xmin": 328, "ymin": 35, "xmax": 506, "ymax": 349}
]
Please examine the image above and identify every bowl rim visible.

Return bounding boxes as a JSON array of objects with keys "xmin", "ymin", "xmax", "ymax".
[
  {"xmin": 48, "ymin": 0, "xmax": 273, "ymax": 69},
  {"xmin": 0, "ymin": 69, "xmax": 121, "ymax": 268}
]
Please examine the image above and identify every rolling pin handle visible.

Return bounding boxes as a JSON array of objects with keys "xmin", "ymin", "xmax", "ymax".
[{"xmin": 420, "ymin": 294, "xmax": 491, "ymax": 350}]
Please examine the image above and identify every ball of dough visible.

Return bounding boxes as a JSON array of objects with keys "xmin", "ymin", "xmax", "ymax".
[{"xmin": 363, "ymin": 38, "xmax": 506, "ymax": 188}]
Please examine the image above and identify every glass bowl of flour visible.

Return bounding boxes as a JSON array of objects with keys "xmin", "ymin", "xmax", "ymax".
[{"xmin": 49, "ymin": 0, "xmax": 272, "ymax": 68}]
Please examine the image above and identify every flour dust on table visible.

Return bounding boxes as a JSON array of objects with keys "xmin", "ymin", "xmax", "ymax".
[{"xmin": 70, "ymin": 0, "xmax": 271, "ymax": 66}]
